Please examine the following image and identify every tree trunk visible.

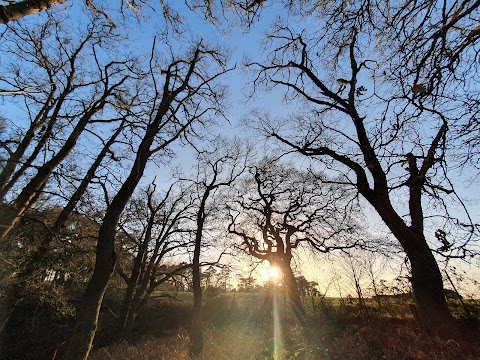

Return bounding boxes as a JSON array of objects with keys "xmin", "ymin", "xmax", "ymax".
[
  {"xmin": 367, "ymin": 194, "xmax": 456, "ymax": 337},
  {"xmin": 63, "ymin": 146, "xmax": 153, "ymax": 359},
  {"xmin": 119, "ymin": 287, "xmax": 136, "ymax": 334},
  {"xmin": 120, "ymin": 210, "xmax": 158, "ymax": 331},
  {"xmin": 190, "ymin": 227, "xmax": 204, "ymax": 356},
  {"xmin": 351, "ymin": 270, "xmax": 367, "ymax": 311},
  {"xmin": 190, "ymin": 281, "xmax": 203, "ymax": 357},
  {"xmin": 122, "ymin": 275, "xmax": 148, "ymax": 334},
  {"xmin": 123, "ymin": 307, "xmax": 138, "ymax": 334},
  {"xmin": 19, "ymin": 123, "xmax": 123, "ymax": 283},
  {"xmin": 63, "ymin": 220, "xmax": 116, "ymax": 360},
  {"xmin": 407, "ymin": 237, "xmax": 455, "ymax": 337},
  {"xmin": 63, "ymin": 46, "xmax": 209, "ymax": 358},
  {"xmin": 119, "ymin": 249, "xmax": 145, "ymax": 331},
  {"xmin": 0, "ymin": 125, "xmax": 42, "ymax": 197},
  {"xmin": 119, "ymin": 281, "xmax": 137, "ymax": 333},
  {"xmin": 190, "ymin": 191, "xmax": 209, "ymax": 357},
  {"xmin": 0, "ymin": 0, "xmax": 67, "ymax": 24},
  {"xmin": 280, "ymin": 264, "xmax": 306, "ymax": 324},
  {"xmin": 0, "ymin": 93, "xmax": 58, "ymax": 200}
]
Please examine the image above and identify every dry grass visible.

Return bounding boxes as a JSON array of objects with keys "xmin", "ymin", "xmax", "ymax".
[
  {"xmin": 90, "ymin": 322, "xmax": 480, "ymax": 360},
  {"xmin": 90, "ymin": 324, "xmax": 311, "ymax": 360},
  {"xmin": 3, "ymin": 289, "xmax": 477, "ymax": 359},
  {"xmin": 88, "ymin": 294, "xmax": 480, "ymax": 360},
  {"xmin": 328, "ymin": 320, "xmax": 479, "ymax": 360},
  {"xmin": 90, "ymin": 332, "xmax": 190, "ymax": 360}
]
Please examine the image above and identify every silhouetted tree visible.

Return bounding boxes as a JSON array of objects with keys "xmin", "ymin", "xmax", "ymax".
[
  {"xmin": 250, "ymin": 2, "xmax": 480, "ymax": 333},
  {"xmin": 116, "ymin": 182, "xmax": 193, "ymax": 333},
  {"xmin": 185, "ymin": 138, "xmax": 249, "ymax": 356},
  {"xmin": 65, "ymin": 42, "xmax": 230, "ymax": 360},
  {"xmin": 0, "ymin": 16, "xmax": 133, "ymax": 240},
  {"xmin": 228, "ymin": 159, "xmax": 364, "ymax": 323}
]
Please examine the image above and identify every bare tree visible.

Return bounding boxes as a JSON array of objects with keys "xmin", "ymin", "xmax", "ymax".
[
  {"xmin": 281, "ymin": 1, "xmax": 480, "ymax": 178},
  {"xmin": 0, "ymin": 117, "xmax": 128, "ymax": 337},
  {"xmin": 0, "ymin": 0, "xmax": 268, "ymax": 27},
  {"xmin": 64, "ymin": 42, "xmax": 230, "ymax": 360},
  {"xmin": 363, "ymin": 252, "xmax": 390, "ymax": 308},
  {"xmin": 249, "ymin": 8, "xmax": 479, "ymax": 333},
  {"xmin": 228, "ymin": 159, "xmax": 364, "ymax": 323},
  {"xmin": 184, "ymin": 138, "xmax": 249, "ymax": 356},
  {"xmin": 19, "ymin": 119, "xmax": 128, "ymax": 282},
  {"xmin": 0, "ymin": 16, "xmax": 134, "ymax": 240},
  {"xmin": 115, "ymin": 181, "xmax": 193, "ymax": 333},
  {"xmin": 337, "ymin": 252, "xmax": 368, "ymax": 310}
]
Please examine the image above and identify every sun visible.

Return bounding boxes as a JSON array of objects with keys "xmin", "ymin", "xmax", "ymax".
[{"xmin": 259, "ymin": 265, "xmax": 282, "ymax": 283}]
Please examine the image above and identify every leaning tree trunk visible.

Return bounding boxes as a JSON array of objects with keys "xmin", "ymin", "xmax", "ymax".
[
  {"xmin": 63, "ymin": 129, "xmax": 159, "ymax": 359},
  {"xmin": 122, "ymin": 304, "xmax": 138, "ymax": 334},
  {"xmin": 375, "ymin": 198, "xmax": 456, "ymax": 337},
  {"xmin": 119, "ymin": 236, "xmax": 150, "ymax": 333},
  {"xmin": 0, "ymin": 91, "xmax": 114, "ymax": 240},
  {"xmin": 63, "ymin": 45, "xmax": 213, "ymax": 359},
  {"xmin": 406, "ymin": 234, "xmax": 455, "ymax": 337},
  {"xmin": 64, "ymin": 229, "xmax": 116, "ymax": 360},
  {"xmin": 122, "ymin": 265, "xmax": 150, "ymax": 334},
  {"xmin": 63, "ymin": 182, "xmax": 140, "ymax": 360},
  {"xmin": 0, "ymin": 132, "xmax": 114, "ymax": 340},
  {"xmin": 20, "ymin": 123, "xmax": 124, "ymax": 283},
  {"xmin": 119, "ymin": 255, "xmax": 143, "ymax": 332}
]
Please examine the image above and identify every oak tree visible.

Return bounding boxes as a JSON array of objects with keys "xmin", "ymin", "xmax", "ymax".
[
  {"xmin": 228, "ymin": 159, "xmax": 364, "ymax": 323},
  {"xmin": 249, "ymin": 0, "xmax": 480, "ymax": 334}
]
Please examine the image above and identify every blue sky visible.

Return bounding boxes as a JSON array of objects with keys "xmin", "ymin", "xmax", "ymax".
[{"xmin": 1, "ymin": 1, "xmax": 479, "ymax": 295}]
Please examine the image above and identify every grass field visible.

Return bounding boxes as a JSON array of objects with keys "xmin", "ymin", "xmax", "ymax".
[{"xmin": 88, "ymin": 291, "xmax": 480, "ymax": 360}]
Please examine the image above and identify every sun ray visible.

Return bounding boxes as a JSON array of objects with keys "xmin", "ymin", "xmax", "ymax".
[{"xmin": 273, "ymin": 286, "xmax": 284, "ymax": 360}]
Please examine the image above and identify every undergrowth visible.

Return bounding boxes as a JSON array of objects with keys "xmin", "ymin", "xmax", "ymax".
[{"xmin": 88, "ymin": 293, "xmax": 480, "ymax": 360}]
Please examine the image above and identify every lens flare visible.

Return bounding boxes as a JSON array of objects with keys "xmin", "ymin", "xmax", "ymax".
[
  {"xmin": 273, "ymin": 286, "xmax": 284, "ymax": 360},
  {"xmin": 260, "ymin": 265, "xmax": 282, "ymax": 283}
]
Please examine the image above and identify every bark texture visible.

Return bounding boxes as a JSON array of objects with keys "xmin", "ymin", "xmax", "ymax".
[{"xmin": 0, "ymin": 0, "xmax": 67, "ymax": 24}]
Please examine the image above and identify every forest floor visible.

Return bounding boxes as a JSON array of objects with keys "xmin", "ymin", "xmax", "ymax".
[{"xmin": 88, "ymin": 291, "xmax": 480, "ymax": 360}]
